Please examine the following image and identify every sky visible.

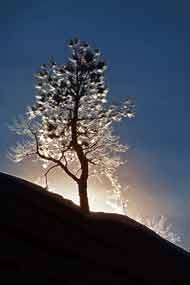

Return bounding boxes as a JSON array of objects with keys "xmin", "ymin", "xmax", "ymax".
[{"xmin": 0, "ymin": 0, "xmax": 190, "ymax": 249}]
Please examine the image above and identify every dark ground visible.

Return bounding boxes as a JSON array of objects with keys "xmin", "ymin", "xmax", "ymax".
[{"xmin": 0, "ymin": 172, "xmax": 189, "ymax": 284}]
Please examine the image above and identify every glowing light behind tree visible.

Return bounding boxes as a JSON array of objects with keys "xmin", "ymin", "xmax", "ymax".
[{"xmin": 9, "ymin": 39, "xmax": 135, "ymax": 213}]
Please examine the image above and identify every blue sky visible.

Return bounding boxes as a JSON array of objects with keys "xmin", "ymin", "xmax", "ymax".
[{"xmin": 0, "ymin": 0, "xmax": 190, "ymax": 248}]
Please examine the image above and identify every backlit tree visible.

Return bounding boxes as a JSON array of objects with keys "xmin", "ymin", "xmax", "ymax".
[{"xmin": 9, "ymin": 39, "xmax": 134, "ymax": 213}]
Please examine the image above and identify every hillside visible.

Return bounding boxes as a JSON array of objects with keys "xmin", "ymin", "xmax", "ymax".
[{"xmin": 0, "ymin": 172, "xmax": 189, "ymax": 284}]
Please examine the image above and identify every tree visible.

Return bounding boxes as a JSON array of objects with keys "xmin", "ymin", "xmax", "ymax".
[{"xmin": 9, "ymin": 39, "xmax": 134, "ymax": 214}]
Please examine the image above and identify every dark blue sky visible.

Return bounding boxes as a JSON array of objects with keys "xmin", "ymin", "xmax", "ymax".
[{"xmin": 0, "ymin": 0, "xmax": 190, "ymax": 248}]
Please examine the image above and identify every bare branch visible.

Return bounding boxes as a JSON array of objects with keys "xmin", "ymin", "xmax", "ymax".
[{"xmin": 44, "ymin": 163, "xmax": 60, "ymax": 189}]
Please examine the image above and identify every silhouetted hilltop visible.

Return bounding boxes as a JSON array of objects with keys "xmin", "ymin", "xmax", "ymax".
[{"xmin": 0, "ymin": 172, "xmax": 189, "ymax": 284}]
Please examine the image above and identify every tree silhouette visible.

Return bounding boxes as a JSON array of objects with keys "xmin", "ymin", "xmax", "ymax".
[{"xmin": 9, "ymin": 39, "xmax": 134, "ymax": 214}]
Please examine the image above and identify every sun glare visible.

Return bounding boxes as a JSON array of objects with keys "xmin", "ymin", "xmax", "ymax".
[
  {"xmin": 34, "ymin": 173, "xmax": 111, "ymax": 212},
  {"xmin": 51, "ymin": 183, "xmax": 109, "ymax": 212}
]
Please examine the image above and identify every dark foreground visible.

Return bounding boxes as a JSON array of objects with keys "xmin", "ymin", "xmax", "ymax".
[{"xmin": 0, "ymin": 172, "xmax": 189, "ymax": 284}]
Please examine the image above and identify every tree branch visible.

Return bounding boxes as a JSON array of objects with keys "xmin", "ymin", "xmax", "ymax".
[
  {"xmin": 44, "ymin": 163, "xmax": 59, "ymax": 189},
  {"xmin": 29, "ymin": 128, "xmax": 79, "ymax": 182}
]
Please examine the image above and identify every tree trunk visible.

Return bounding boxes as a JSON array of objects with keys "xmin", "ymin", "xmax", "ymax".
[{"xmin": 78, "ymin": 180, "xmax": 90, "ymax": 214}]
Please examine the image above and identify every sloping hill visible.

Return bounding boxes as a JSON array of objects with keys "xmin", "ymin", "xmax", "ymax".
[{"xmin": 0, "ymin": 172, "xmax": 189, "ymax": 284}]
